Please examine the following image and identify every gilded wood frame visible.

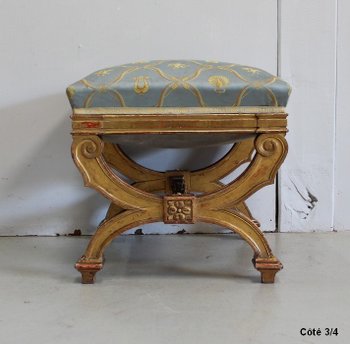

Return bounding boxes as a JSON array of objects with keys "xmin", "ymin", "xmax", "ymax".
[{"xmin": 71, "ymin": 109, "xmax": 288, "ymax": 284}]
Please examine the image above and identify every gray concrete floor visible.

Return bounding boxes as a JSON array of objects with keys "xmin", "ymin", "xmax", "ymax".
[{"xmin": 0, "ymin": 233, "xmax": 349, "ymax": 344}]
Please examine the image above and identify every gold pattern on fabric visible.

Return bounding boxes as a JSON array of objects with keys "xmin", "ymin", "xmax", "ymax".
[
  {"xmin": 168, "ymin": 63, "xmax": 189, "ymax": 69},
  {"xmin": 66, "ymin": 60, "xmax": 291, "ymax": 109},
  {"xmin": 95, "ymin": 69, "xmax": 113, "ymax": 76},
  {"xmin": 66, "ymin": 86, "xmax": 75, "ymax": 98},
  {"xmin": 242, "ymin": 67, "xmax": 260, "ymax": 74},
  {"xmin": 134, "ymin": 76, "xmax": 150, "ymax": 94},
  {"xmin": 208, "ymin": 76, "xmax": 230, "ymax": 93}
]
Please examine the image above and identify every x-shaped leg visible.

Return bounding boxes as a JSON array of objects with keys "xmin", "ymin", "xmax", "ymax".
[
  {"xmin": 102, "ymin": 139, "xmax": 259, "ymax": 225},
  {"xmin": 72, "ymin": 133, "xmax": 287, "ymax": 283}
]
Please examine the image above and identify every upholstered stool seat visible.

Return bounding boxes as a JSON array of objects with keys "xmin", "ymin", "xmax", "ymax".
[
  {"xmin": 67, "ymin": 60, "xmax": 290, "ymax": 108},
  {"xmin": 68, "ymin": 60, "xmax": 290, "ymax": 284}
]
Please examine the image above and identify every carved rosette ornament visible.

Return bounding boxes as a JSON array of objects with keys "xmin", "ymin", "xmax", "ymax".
[{"xmin": 164, "ymin": 196, "xmax": 195, "ymax": 224}]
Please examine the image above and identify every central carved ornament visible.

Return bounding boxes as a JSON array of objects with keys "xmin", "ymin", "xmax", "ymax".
[{"xmin": 163, "ymin": 196, "xmax": 194, "ymax": 224}]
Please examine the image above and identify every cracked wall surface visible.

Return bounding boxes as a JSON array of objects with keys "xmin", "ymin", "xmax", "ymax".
[{"xmin": 278, "ymin": 0, "xmax": 344, "ymax": 231}]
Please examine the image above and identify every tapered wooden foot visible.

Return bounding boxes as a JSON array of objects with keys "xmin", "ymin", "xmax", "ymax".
[
  {"xmin": 75, "ymin": 257, "xmax": 104, "ymax": 284},
  {"xmin": 253, "ymin": 257, "xmax": 283, "ymax": 283}
]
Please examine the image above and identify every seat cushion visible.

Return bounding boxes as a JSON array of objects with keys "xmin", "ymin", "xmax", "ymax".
[{"xmin": 67, "ymin": 60, "xmax": 291, "ymax": 109}]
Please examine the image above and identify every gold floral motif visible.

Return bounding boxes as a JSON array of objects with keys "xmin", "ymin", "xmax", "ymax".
[
  {"xmin": 208, "ymin": 75, "xmax": 230, "ymax": 93},
  {"xmin": 168, "ymin": 63, "xmax": 189, "ymax": 69},
  {"xmin": 95, "ymin": 69, "xmax": 113, "ymax": 76},
  {"xmin": 242, "ymin": 67, "xmax": 260, "ymax": 74},
  {"xmin": 134, "ymin": 76, "xmax": 150, "ymax": 94},
  {"xmin": 164, "ymin": 197, "xmax": 194, "ymax": 224}
]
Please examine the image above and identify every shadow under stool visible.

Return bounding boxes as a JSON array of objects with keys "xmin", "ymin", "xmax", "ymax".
[{"xmin": 66, "ymin": 60, "xmax": 291, "ymax": 284}]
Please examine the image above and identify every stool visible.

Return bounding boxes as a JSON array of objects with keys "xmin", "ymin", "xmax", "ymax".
[{"xmin": 67, "ymin": 60, "xmax": 290, "ymax": 284}]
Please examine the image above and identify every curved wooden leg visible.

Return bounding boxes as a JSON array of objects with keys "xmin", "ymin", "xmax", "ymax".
[
  {"xmin": 234, "ymin": 201, "xmax": 260, "ymax": 227},
  {"xmin": 104, "ymin": 203, "xmax": 123, "ymax": 222},
  {"xmin": 72, "ymin": 134, "xmax": 286, "ymax": 283},
  {"xmin": 103, "ymin": 143, "xmax": 163, "ymax": 181},
  {"xmin": 71, "ymin": 135, "xmax": 162, "ymax": 210},
  {"xmin": 72, "ymin": 135, "xmax": 163, "ymax": 283},
  {"xmin": 104, "ymin": 179, "xmax": 165, "ymax": 223},
  {"xmin": 102, "ymin": 140, "xmax": 260, "ymax": 224},
  {"xmin": 195, "ymin": 134, "xmax": 287, "ymax": 283},
  {"xmin": 104, "ymin": 197, "xmax": 260, "ymax": 228},
  {"xmin": 190, "ymin": 138, "xmax": 255, "ymax": 182},
  {"xmin": 197, "ymin": 208, "xmax": 282, "ymax": 283},
  {"xmin": 75, "ymin": 208, "xmax": 162, "ymax": 283},
  {"xmin": 104, "ymin": 140, "xmax": 254, "ymax": 185},
  {"xmin": 198, "ymin": 134, "xmax": 288, "ymax": 209}
]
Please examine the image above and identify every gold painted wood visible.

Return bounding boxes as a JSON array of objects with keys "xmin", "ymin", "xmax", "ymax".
[
  {"xmin": 71, "ymin": 135, "xmax": 162, "ymax": 210},
  {"xmin": 102, "ymin": 139, "xmax": 258, "ymax": 224},
  {"xmin": 71, "ymin": 113, "xmax": 287, "ymax": 135},
  {"xmin": 103, "ymin": 143, "xmax": 162, "ymax": 182},
  {"xmin": 197, "ymin": 134, "xmax": 288, "ymax": 209},
  {"xmin": 71, "ymin": 110, "xmax": 288, "ymax": 284}
]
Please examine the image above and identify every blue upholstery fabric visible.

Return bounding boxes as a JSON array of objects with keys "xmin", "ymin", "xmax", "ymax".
[{"xmin": 67, "ymin": 60, "xmax": 291, "ymax": 109}]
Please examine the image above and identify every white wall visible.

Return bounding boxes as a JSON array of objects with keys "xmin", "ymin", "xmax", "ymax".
[
  {"xmin": 334, "ymin": 0, "xmax": 350, "ymax": 230},
  {"xmin": 279, "ymin": 0, "xmax": 337, "ymax": 231},
  {"xmin": 278, "ymin": 0, "xmax": 350, "ymax": 232},
  {"xmin": 0, "ymin": 0, "xmax": 348, "ymax": 235}
]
